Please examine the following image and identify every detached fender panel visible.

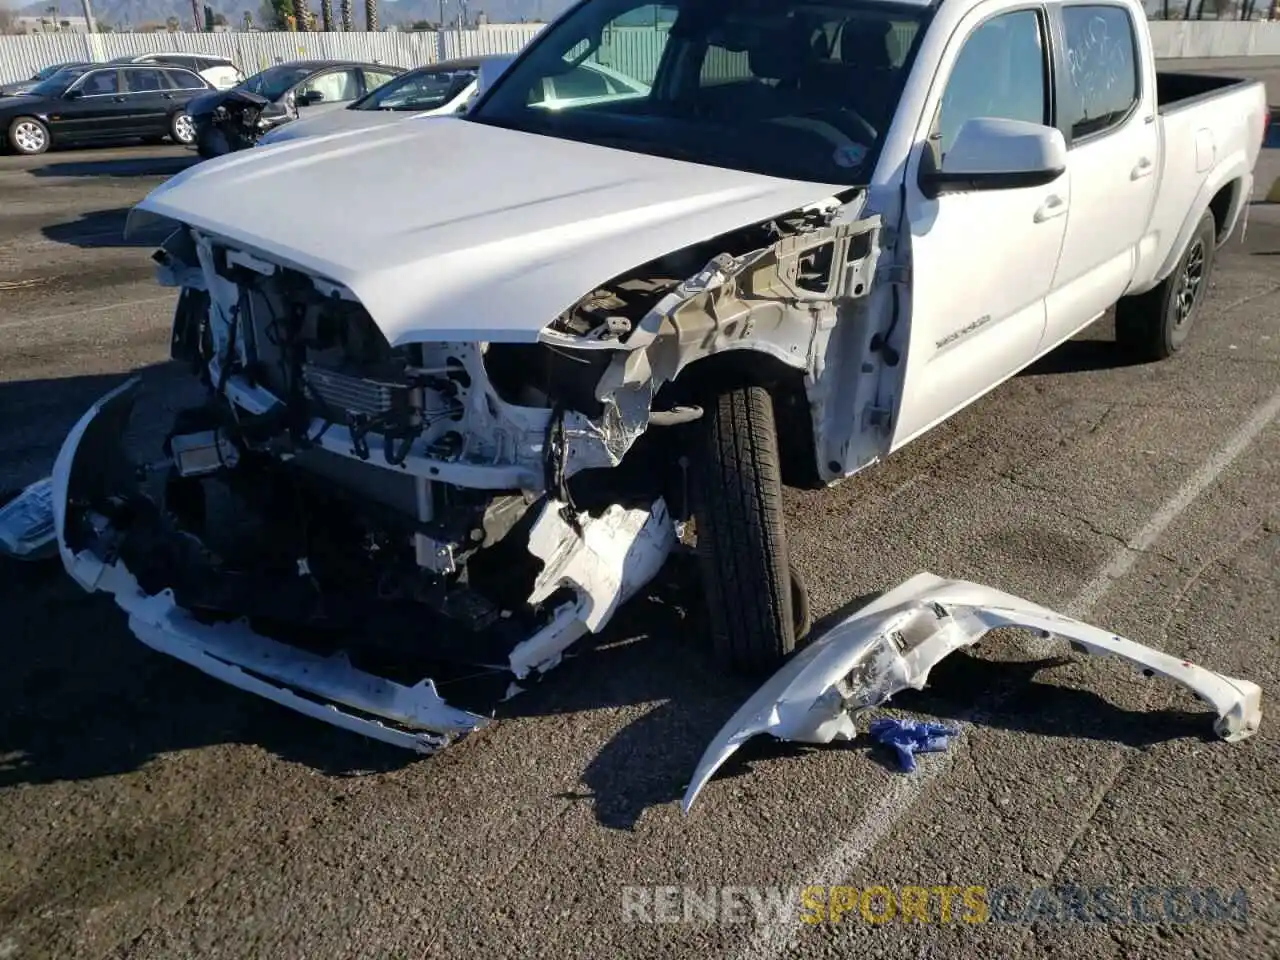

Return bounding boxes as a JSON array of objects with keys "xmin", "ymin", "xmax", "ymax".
[{"xmin": 682, "ymin": 572, "xmax": 1262, "ymax": 811}]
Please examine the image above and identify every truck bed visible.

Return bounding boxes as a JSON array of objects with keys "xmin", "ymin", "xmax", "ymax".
[{"xmin": 1156, "ymin": 72, "xmax": 1255, "ymax": 114}]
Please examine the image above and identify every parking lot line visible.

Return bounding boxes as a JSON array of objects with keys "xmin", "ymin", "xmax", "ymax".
[{"xmin": 736, "ymin": 382, "xmax": 1280, "ymax": 960}]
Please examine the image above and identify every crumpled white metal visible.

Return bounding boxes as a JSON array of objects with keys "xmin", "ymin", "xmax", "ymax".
[
  {"xmin": 682, "ymin": 572, "xmax": 1263, "ymax": 812},
  {"xmin": 47, "ymin": 378, "xmax": 675, "ymax": 751},
  {"xmin": 510, "ymin": 497, "xmax": 676, "ymax": 679}
]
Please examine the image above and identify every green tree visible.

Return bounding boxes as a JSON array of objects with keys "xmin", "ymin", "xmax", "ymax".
[
  {"xmin": 340, "ymin": 0, "xmax": 353, "ymax": 30},
  {"xmin": 321, "ymin": 0, "xmax": 334, "ymax": 30},
  {"xmin": 268, "ymin": 0, "xmax": 297, "ymax": 29},
  {"xmin": 364, "ymin": 0, "xmax": 378, "ymax": 30}
]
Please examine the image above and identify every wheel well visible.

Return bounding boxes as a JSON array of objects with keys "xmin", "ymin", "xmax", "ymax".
[
  {"xmin": 663, "ymin": 350, "xmax": 821, "ymax": 490},
  {"xmin": 1208, "ymin": 181, "xmax": 1238, "ymax": 243}
]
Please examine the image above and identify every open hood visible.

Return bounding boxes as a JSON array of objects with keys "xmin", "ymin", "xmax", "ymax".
[{"xmin": 130, "ymin": 117, "xmax": 853, "ymax": 345}]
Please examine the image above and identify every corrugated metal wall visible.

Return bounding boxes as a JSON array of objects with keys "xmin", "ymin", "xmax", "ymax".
[
  {"xmin": 0, "ymin": 27, "xmax": 547, "ymax": 85},
  {"xmin": 3, "ymin": 20, "xmax": 1279, "ymax": 86}
]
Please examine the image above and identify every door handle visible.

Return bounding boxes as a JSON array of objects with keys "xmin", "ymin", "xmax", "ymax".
[
  {"xmin": 112, "ymin": 95, "xmax": 125, "ymax": 102},
  {"xmin": 1131, "ymin": 157, "xmax": 1154, "ymax": 180},
  {"xmin": 162, "ymin": 93, "xmax": 173, "ymax": 99},
  {"xmin": 1033, "ymin": 194, "xmax": 1067, "ymax": 223}
]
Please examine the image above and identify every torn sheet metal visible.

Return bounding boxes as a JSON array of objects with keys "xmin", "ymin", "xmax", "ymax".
[
  {"xmin": 50, "ymin": 378, "xmax": 490, "ymax": 751},
  {"xmin": 0, "ymin": 477, "xmax": 57, "ymax": 561},
  {"xmin": 49, "ymin": 378, "xmax": 678, "ymax": 752},
  {"xmin": 510, "ymin": 497, "xmax": 677, "ymax": 678},
  {"xmin": 682, "ymin": 572, "xmax": 1262, "ymax": 812}
]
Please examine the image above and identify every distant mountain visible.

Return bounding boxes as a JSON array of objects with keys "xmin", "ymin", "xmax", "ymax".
[{"xmin": 18, "ymin": 0, "xmax": 573, "ymax": 30}]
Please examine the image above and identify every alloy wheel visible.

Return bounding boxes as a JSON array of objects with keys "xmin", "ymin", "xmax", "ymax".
[
  {"xmin": 173, "ymin": 114, "xmax": 196, "ymax": 144},
  {"xmin": 1173, "ymin": 239, "xmax": 1206, "ymax": 328},
  {"xmin": 13, "ymin": 120, "xmax": 46, "ymax": 154}
]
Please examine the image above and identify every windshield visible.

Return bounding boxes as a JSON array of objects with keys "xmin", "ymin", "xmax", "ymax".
[
  {"xmin": 33, "ymin": 62, "xmax": 75, "ymax": 80},
  {"xmin": 354, "ymin": 65, "xmax": 478, "ymax": 111},
  {"xmin": 27, "ymin": 65, "xmax": 93, "ymax": 97},
  {"xmin": 470, "ymin": 0, "xmax": 930, "ymax": 184},
  {"xmin": 240, "ymin": 65, "xmax": 315, "ymax": 101}
]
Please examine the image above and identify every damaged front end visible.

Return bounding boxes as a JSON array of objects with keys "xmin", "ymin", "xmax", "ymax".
[
  {"xmin": 198, "ymin": 89, "xmax": 277, "ymax": 156},
  {"xmin": 45, "ymin": 183, "xmax": 885, "ymax": 750},
  {"xmin": 683, "ymin": 572, "xmax": 1263, "ymax": 811},
  {"xmin": 50, "ymin": 377, "xmax": 674, "ymax": 750}
]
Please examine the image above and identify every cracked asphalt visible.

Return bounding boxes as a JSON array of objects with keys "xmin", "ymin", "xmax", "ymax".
[{"xmin": 1, "ymin": 72, "xmax": 1278, "ymax": 959}]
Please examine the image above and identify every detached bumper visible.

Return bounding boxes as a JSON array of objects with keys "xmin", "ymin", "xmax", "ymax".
[
  {"xmin": 50, "ymin": 377, "xmax": 490, "ymax": 752},
  {"xmin": 683, "ymin": 572, "xmax": 1264, "ymax": 811}
]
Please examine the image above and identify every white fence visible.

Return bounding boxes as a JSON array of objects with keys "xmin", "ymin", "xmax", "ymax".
[
  {"xmin": 0, "ymin": 26, "xmax": 547, "ymax": 84},
  {"xmin": 1, "ymin": 20, "xmax": 1278, "ymax": 86}
]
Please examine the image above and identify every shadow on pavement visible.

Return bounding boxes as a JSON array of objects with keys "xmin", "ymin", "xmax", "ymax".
[
  {"xmin": 893, "ymin": 649, "xmax": 1216, "ymax": 746},
  {"xmin": 41, "ymin": 207, "xmax": 177, "ymax": 249},
  {"xmin": 29, "ymin": 153, "xmax": 196, "ymax": 180},
  {"xmin": 1021, "ymin": 336, "xmax": 1150, "ymax": 376}
]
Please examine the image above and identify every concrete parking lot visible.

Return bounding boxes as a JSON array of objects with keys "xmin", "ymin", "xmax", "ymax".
[{"xmin": 1, "ymin": 89, "xmax": 1278, "ymax": 958}]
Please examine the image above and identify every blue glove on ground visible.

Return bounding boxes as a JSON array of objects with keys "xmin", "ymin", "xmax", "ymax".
[{"xmin": 867, "ymin": 718, "xmax": 960, "ymax": 772}]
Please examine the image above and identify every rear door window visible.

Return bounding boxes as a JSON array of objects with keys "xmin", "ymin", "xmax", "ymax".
[
  {"xmin": 1060, "ymin": 4, "xmax": 1140, "ymax": 141},
  {"xmin": 124, "ymin": 67, "xmax": 169, "ymax": 93},
  {"xmin": 362, "ymin": 69, "xmax": 399, "ymax": 93},
  {"xmin": 165, "ymin": 68, "xmax": 209, "ymax": 90}
]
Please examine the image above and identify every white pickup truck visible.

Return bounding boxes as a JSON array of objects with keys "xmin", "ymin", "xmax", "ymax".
[{"xmin": 30, "ymin": 0, "xmax": 1268, "ymax": 750}]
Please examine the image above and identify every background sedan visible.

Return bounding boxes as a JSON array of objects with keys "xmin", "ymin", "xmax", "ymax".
[
  {"xmin": 1, "ymin": 63, "xmax": 213, "ymax": 155},
  {"xmin": 256, "ymin": 56, "xmax": 492, "ymax": 146}
]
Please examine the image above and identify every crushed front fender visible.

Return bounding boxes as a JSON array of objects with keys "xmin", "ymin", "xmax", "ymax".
[{"xmin": 682, "ymin": 572, "xmax": 1262, "ymax": 812}]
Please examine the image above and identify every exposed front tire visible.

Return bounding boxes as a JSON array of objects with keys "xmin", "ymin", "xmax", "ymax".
[
  {"xmin": 1115, "ymin": 210, "xmax": 1216, "ymax": 362},
  {"xmin": 689, "ymin": 385, "xmax": 796, "ymax": 675},
  {"xmin": 7, "ymin": 116, "xmax": 49, "ymax": 155},
  {"xmin": 195, "ymin": 126, "xmax": 226, "ymax": 159}
]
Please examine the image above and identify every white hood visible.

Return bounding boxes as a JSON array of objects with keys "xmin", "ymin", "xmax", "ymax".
[
  {"xmin": 257, "ymin": 106, "xmax": 411, "ymax": 145},
  {"xmin": 134, "ymin": 117, "xmax": 852, "ymax": 345}
]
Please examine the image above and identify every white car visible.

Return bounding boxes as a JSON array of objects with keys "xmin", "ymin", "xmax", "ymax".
[
  {"xmin": 108, "ymin": 53, "xmax": 245, "ymax": 91},
  {"xmin": 257, "ymin": 56, "xmax": 494, "ymax": 147},
  {"xmin": 257, "ymin": 54, "xmax": 650, "ymax": 147},
  {"xmin": 32, "ymin": 0, "xmax": 1268, "ymax": 752}
]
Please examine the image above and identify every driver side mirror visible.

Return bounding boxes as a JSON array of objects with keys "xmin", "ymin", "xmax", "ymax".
[
  {"xmin": 63, "ymin": 88, "xmax": 84, "ymax": 100},
  {"xmin": 920, "ymin": 117, "xmax": 1066, "ymax": 199},
  {"xmin": 298, "ymin": 89, "xmax": 325, "ymax": 106}
]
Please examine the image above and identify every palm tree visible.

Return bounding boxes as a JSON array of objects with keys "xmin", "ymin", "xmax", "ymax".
[
  {"xmin": 321, "ymin": 0, "xmax": 333, "ymax": 30},
  {"xmin": 364, "ymin": 0, "xmax": 378, "ymax": 30},
  {"xmin": 340, "ymin": 0, "xmax": 353, "ymax": 30}
]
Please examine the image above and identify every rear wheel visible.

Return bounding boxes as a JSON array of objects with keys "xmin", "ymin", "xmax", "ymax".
[
  {"xmin": 169, "ymin": 111, "xmax": 196, "ymax": 146},
  {"xmin": 1115, "ymin": 210, "xmax": 1216, "ymax": 361},
  {"xmin": 688, "ymin": 385, "xmax": 798, "ymax": 675},
  {"xmin": 7, "ymin": 117, "xmax": 49, "ymax": 155}
]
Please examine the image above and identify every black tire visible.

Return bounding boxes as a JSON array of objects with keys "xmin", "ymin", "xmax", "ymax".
[
  {"xmin": 689, "ymin": 384, "xmax": 795, "ymax": 674},
  {"xmin": 1115, "ymin": 210, "xmax": 1216, "ymax": 362},
  {"xmin": 195, "ymin": 126, "xmax": 225, "ymax": 159},
  {"xmin": 7, "ymin": 116, "xmax": 50, "ymax": 155}
]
